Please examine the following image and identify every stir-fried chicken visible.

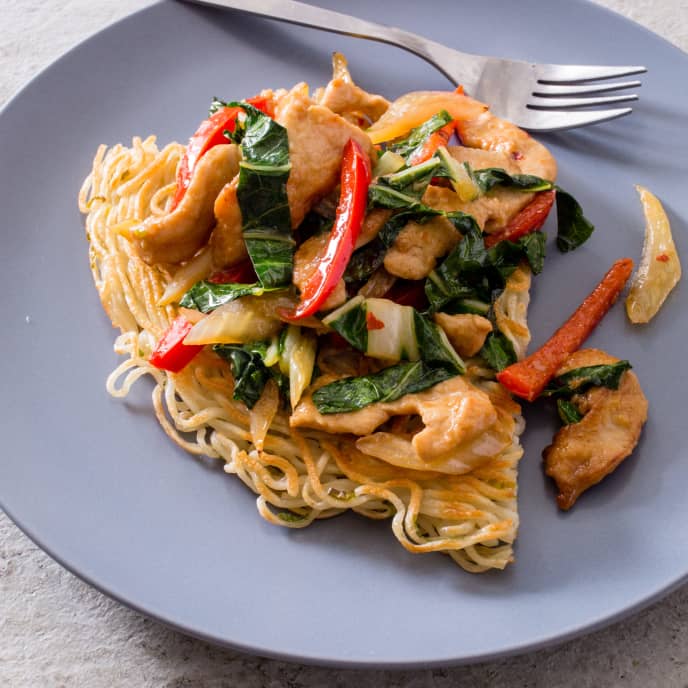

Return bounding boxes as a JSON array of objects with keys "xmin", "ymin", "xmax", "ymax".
[
  {"xmin": 291, "ymin": 375, "xmax": 515, "ymax": 474},
  {"xmin": 456, "ymin": 112, "xmax": 557, "ymax": 181},
  {"xmin": 209, "ymin": 83, "xmax": 374, "ymax": 269},
  {"xmin": 314, "ymin": 52, "xmax": 389, "ymax": 126},
  {"xmin": 132, "ymin": 144, "xmax": 240, "ymax": 265},
  {"xmin": 543, "ymin": 349, "xmax": 648, "ymax": 510},
  {"xmin": 383, "ymin": 216, "xmax": 461, "ymax": 280},
  {"xmin": 433, "ymin": 313, "xmax": 493, "ymax": 358},
  {"xmin": 383, "ymin": 142, "xmax": 555, "ymax": 280},
  {"xmin": 209, "ymin": 178, "xmax": 248, "ymax": 269},
  {"xmin": 277, "ymin": 83, "xmax": 375, "ymax": 229}
]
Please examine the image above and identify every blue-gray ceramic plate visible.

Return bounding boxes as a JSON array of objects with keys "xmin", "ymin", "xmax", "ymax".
[{"xmin": 1, "ymin": 0, "xmax": 686, "ymax": 668}]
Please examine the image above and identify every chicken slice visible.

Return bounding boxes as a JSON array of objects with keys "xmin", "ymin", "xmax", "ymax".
[
  {"xmin": 455, "ymin": 113, "xmax": 557, "ymax": 181},
  {"xmin": 422, "ymin": 146, "xmax": 538, "ymax": 233},
  {"xmin": 290, "ymin": 375, "xmax": 515, "ymax": 474},
  {"xmin": 209, "ymin": 178, "xmax": 248, "ymax": 269},
  {"xmin": 433, "ymin": 313, "xmax": 493, "ymax": 358},
  {"xmin": 543, "ymin": 348, "xmax": 648, "ymax": 510},
  {"xmin": 383, "ymin": 216, "xmax": 461, "ymax": 280},
  {"xmin": 131, "ymin": 144, "xmax": 240, "ymax": 265},
  {"xmin": 356, "ymin": 208, "xmax": 393, "ymax": 249},
  {"xmin": 209, "ymin": 83, "xmax": 375, "ymax": 269},
  {"xmin": 314, "ymin": 52, "xmax": 389, "ymax": 125},
  {"xmin": 277, "ymin": 82, "xmax": 375, "ymax": 229}
]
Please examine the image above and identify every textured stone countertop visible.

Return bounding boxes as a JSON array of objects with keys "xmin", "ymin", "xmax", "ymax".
[{"xmin": 2, "ymin": 1, "xmax": 687, "ymax": 686}]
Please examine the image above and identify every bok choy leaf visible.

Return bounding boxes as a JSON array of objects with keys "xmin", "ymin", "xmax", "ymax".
[
  {"xmin": 557, "ymin": 399, "xmax": 584, "ymax": 425},
  {"xmin": 543, "ymin": 361, "xmax": 632, "ymax": 398},
  {"xmin": 214, "ymin": 338, "xmax": 289, "ymax": 409},
  {"xmin": 424, "ymin": 222, "xmax": 546, "ymax": 314},
  {"xmin": 214, "ymin": 344, "xmax": 272, "ymax": 409},
  {"xmin": 312, "ymin": 361, "xmax": 456, "ymax": 414},
  {"xmin": 388, "ymin": 110, "xmax": 453, "ymax": 161},
  {"xmin": 480, "ymin": 332, "xmax": 517, "ymax": 372},
  {"xmin": 179, "ymin": 281, "xmax": 277, "ymax": 314},
  {"xmin": 323, "ymin": 296, "xmax": 464, "ymax": 373},
  {"xmin": 228, "ymin": 102, "xmax": 294, "ymax": 288}
]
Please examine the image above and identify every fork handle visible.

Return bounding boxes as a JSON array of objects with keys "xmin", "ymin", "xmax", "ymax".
[{"xmin": 183, "ymin": 0, "xmax": 472, "ymax": 88}]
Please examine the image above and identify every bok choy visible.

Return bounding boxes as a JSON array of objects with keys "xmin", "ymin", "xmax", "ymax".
[
  {"xmin": 323, "ymin": 296, "xmax": 464, "ymax": 373},
  {"xmin": 227, "ymin": 102, "xmax": 295, "ymax": 288},
  {"xmin": 312, "ymin": 361, "xmax": 456, "ymax": 414}
]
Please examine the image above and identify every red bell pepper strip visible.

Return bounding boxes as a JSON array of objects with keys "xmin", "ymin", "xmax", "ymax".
[
  {"xmin": 407, "ymin": 121, "xmax": 456, "ymax": 166},
  {"xmin": 496, "ymin": 258, "xmax": 634, "ymax": 401},
  {"xmin": 484, "ymin": 190, "xmax": 556, "ymax": 248},
  {"xmin": 208, "ymin": 258, "xmax": 258, "ymax": 285},
  {"xmin": 149, "ymin": 316, "xmax": 204, "ymax": 373},
  {"xmin": 284, "ymin": 139, "xmax": 371, "ymax": 319},
  {"xmin": 170, "ymin": 95, "xmax": 273, "ymax": 211}
]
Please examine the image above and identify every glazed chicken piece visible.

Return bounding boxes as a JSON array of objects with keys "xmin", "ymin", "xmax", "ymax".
[
  {"xmin": 291, "ymin": 375, "xmax": 516, "ymax": 474},
  {"xmin": 314, "ymin": 52, "xmax": 389, "ymax": 126},
  {"xmin": 356, "ymin": 208, "xmax": 393, "ymax": 249},
  {"xmin": 210, "ymin": 83, "xmax": 374, "ymax": 269},
  {"xmin": 209, "ymin": 178, "xmax": 248, "ymax": 268},
  {"xmin": 383, "ymin": 142, "xmax": 555, "ymax": 281},
  {"xmin": 383, "ymin": 215, "xmax": 461, "ymax": 280},
  {"xmin": 277, "ymin": 83, "xmax": 375, "ymax": 228},
  {"xmin": 455, "ymin": 112, "xmax": 557, "ymax": 181},
  {"xmin": 131, "ymin": 144, "xmax": 240, "ymax": 265},
  {"xmin": 433, "ymin": 313, "xmax": 493, "ymax": 358},
  {"xmin": 543, "ymin": 348, "xmax": 648, "ymax": 510}
]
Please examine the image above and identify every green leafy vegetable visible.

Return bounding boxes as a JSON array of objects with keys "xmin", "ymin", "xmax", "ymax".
[
  {"xmin": 228, "ymin": 102, "xmax": 294, "ymax": 288},
  {"xmin": 324, "ymin": 296, "xmax": 464, "ymax": 374},
  {"xmin": 517, "ymin": 231, "xmax": 547, "ymax": 275},
  {"xmin": 471, "ymin": 168, "xmax": 554, "ymax": 194},
  {"xmin": 412, "ymin": 311, "xmax": 464, "ymax": 372},
  {"xmin": 557, "ymin": 399, "xmax": 584, "ymax": 425},
  {"xmin": 424, "ymin": 222, "xmax": 545, "ymax": 314},
  {"xmin": 555, "ymin": 189, "xmax": 595, "ymax": 252},
  {"xmin": 389, "ymin": 110, "xmax": 453, "ymax": 161},
  {"xmin": 367, "ymin": 183, "xmax": 434, "ymax": 210},
  {"xmin": 455, "ymin": 166, "xmax": 594, "ymax": 253},
  {"xmin": 214, "ymin": 344, "xmax": 271, "ymax": 409},
  {"xmin": 213, "ymin": 337, "xmax": 292, "ymax": 409},
  {"xmin": 208, "ymin": 97, "xmax": 228, "ymax": 116},
  {"xmin": 379, "ymin": 158, "xmax": 442, "ymax": 199},
  {"xmin": 323, "ymin": 296, "xmax": 368, "ymax": 350},
  {"xmin": 480, "ymin": 332, "xmax": 517, "ymax": 372},
  {"xmin": 313, "ymin": 361, "xmax": 456, "ymax": 414},
  {"xmin": 543, "ymin": 361, "xmax": 632, "ymax": 398},
  {"xmin": 179, "ymin": 280, "xmax": 278, "ymax": 314}
]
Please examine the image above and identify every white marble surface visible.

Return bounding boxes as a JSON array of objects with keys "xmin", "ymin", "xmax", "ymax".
[{"xmin": 2, "ymin": 1, "xmax": 687, "ymax": 685}]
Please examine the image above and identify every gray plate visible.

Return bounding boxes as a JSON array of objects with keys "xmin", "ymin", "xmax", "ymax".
[{"xmin": 1, "ymin": 0, "xmax": 686, "ymax": 668}]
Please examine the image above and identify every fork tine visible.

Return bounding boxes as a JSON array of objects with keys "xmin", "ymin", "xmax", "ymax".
[
  {"xmin": 528, "ymin": 93, "xmax": 638, "ymax": 110},
  {"xmin": 516, "ymin": 107, "xmax": 633, "ymax": 132},
  {"xmin": 533, "ymin": 80, "xmax": 641, "ymax": 97},
  {"xmin": 536, "ymin": 64, "xmax": 647, "ymax": 84}
]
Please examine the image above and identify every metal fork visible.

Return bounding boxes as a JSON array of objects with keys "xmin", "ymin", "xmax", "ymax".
[{"xmin": 181, "ymin": 0, "xmax": 646, "ymax": 131}]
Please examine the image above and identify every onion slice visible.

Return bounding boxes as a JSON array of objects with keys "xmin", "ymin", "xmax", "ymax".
[
  {"xmin": 157, "ymin": 248, "xmax": 213, "ymax": 306},
  {"xmin": 366, "ymin": 91, "xmax": 487, "ymax": 145},
  {"xmin": 625, "ymin": 185, "xmax": 681, "ymax": 324}
]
